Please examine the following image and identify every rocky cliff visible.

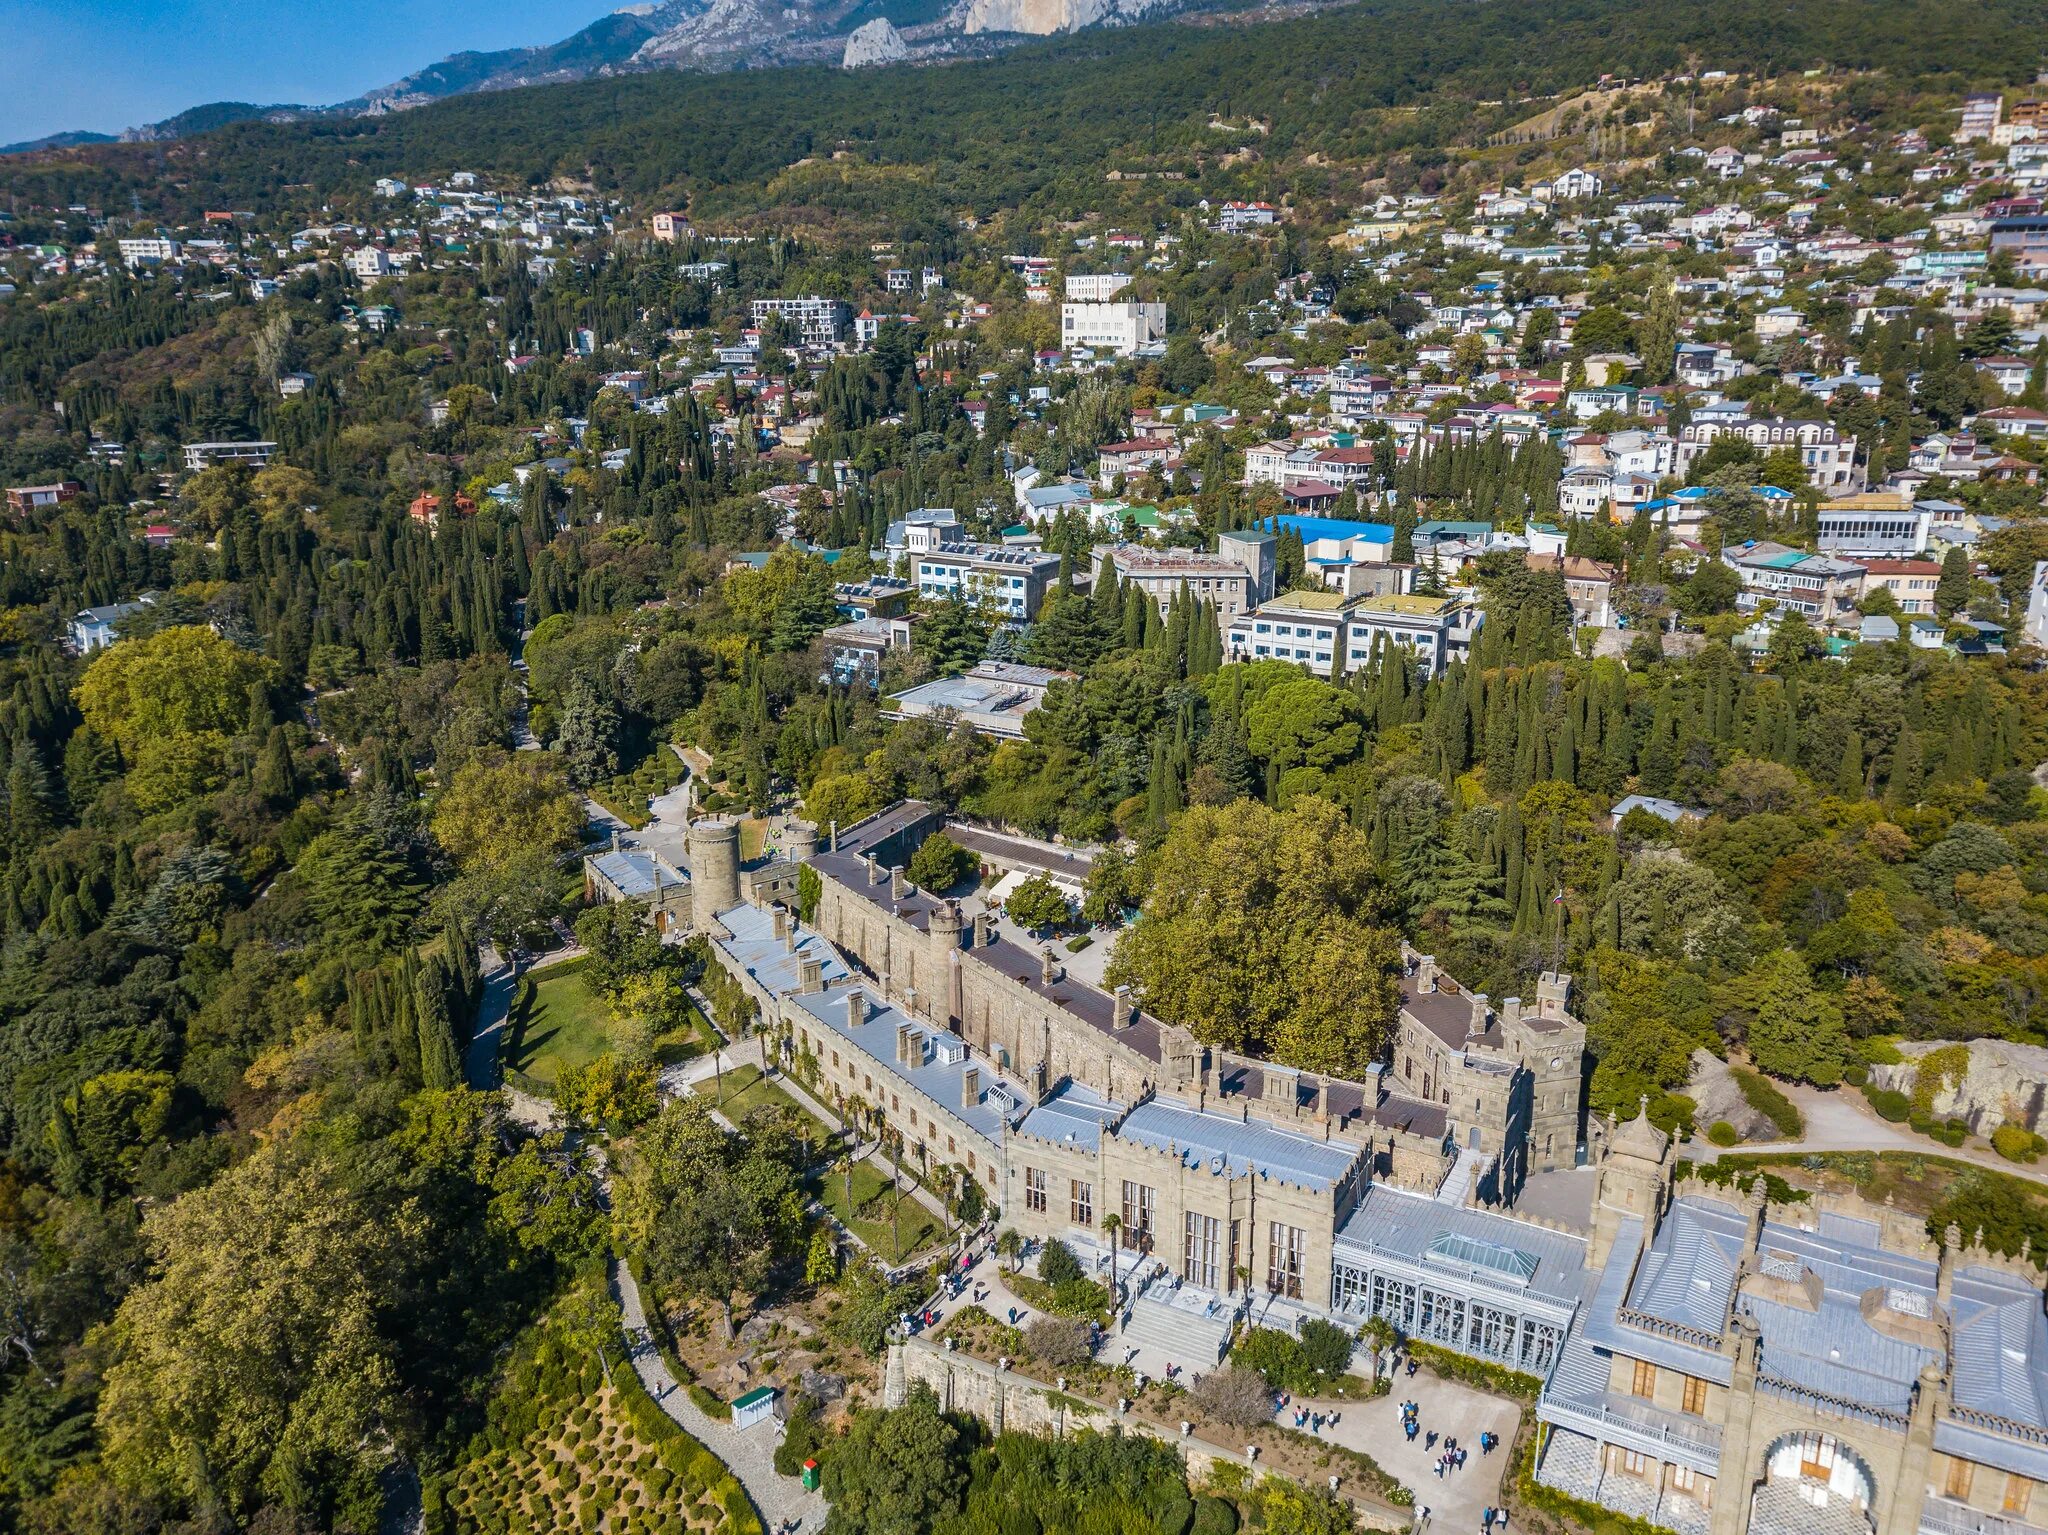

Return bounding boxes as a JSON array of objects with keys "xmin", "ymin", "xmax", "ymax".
[
  {"xmin": 961, "ymin": 0, "xmax": 1175, "ymax": 32},
  {"xmin": 843, "ymin": 18, "xmax": 912, "ymax": 66}
]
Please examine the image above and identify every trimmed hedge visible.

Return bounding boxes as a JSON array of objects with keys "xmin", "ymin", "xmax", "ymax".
[
  {"xmin": 1706, "ymin": 1121, "xmax": 1740, "ymax": 1147},
  {"xmin": 1405, "ymin": 1339, "xmax": 1541, "ymax": 1403},
  {"xmin": 1731, "ymin": 1067, "xmax": 1803, "ymax": 1139},
  {"xmin": 1864, "ymin": 1084, "xmax": 1912, "ymax": 1122}
]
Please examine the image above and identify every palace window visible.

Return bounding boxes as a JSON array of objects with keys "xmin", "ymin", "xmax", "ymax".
[
  {"xmin": 1267, "ymin": 1222, "xmax": 1306, "ymax": 1299},
  {"xmin": 1024, "ymin": 1167, "xmax": 1047, "ymax": 1214},
  {"xmin": 1121, "ymin": 1181, "xmax": 1155, "ymax": 1246},
  {"xmin": 1682, "ymin": 1375, "xmax": 1707, "ymax": 1415},
  {"xmin": 1631, "ymin": 1359, "xmax": 1658, "ymax": 1399},
  {"xmin": 1946, "ymin": 1460, "xmax": 1975, "ymax": 1501},
  {"xmin": 2006, "ymin": 1475, "xmax": 2032, "ymax": 1518},
  {"xmin": 1185, "ymin": 1213, "xmax": 1223, "ymax": 1290},
  {"xmin": 1071, "ymin": 1180, "xmax": 1093, "ymax": 1227}
]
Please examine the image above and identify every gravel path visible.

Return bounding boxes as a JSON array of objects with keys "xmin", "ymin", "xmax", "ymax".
[{"xmin": 611, "ymin": 1261, "xmax": 828, "ymax": 1535}]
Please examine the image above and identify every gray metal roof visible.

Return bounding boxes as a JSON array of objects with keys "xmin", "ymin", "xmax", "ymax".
[
  {"xmin": 1627, "ymin": 1195, "xmax": 1749, "ymax": 1334},
  {"xmin": 1014, "ymin": 1082, "xmax": 1123, "ymax": 1152},
  {"xmin": 787, "ymin": 986, "xmax": 1026, "ymax": 1148},
  {"xmin": 1335, "ymin": 1182, "xmax": 1590, "ymax": 1309},
  {"xmin": 713, "ymin": 902, "xmax": 851, "ymax": 998},
  {"xmin": 1737, "ymin": 1213, "xmax": 1941, "ymax": 1415},
  {"xmin": 1115, "ymin": 1097, "xmax": 1365, "ymax": 1194},
  {"xmin": 586, "ymin": 847, "xmax": 682, "ymax": 899},
  {"xmin": 1577, "ymin": 1213, "xmax": 1733, "ymax": 1383}
]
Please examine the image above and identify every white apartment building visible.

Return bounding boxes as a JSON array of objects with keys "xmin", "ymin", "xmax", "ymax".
[
  {"xmin": 1064, "ymin": 272, "xmax": 1133, "ymax": 302},
  {"xmin": 912, "ymin": 543, "xmax": 1061, "ymax": 620},
  {"xmin": 1226, "ymin": 590, "xmax": 1480, "ymax": 678},
  {"xmin": 1675, "ymin": 416, "xmax": 1861, "ymax": 493},
  {"xmin": 1061, "ymin": 300, "xmax": 1166, "ymax": 356},
  {"xmin": 117, "ymin": 237, "xmax": 180, "ymax": 268},
  {"xmin": 751, "ymin": 296, "xmax": 853, "ymax": 348},
  {"xmin": 182, "ymin": 441, "xmax": 277, "ymax": 473},
  {"xmin": 346, "ymin": 247, "xmax": 392, "ymax": 281}
]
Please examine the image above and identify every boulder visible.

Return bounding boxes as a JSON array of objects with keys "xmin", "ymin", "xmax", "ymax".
[
  {"xmin": 1869, "ymin": 1039, "xmax": 2048, "ymax": 1135},
  {"xmin": 1685, "ymin": 1047, "xmax": 1777, "ymax": 1141}
]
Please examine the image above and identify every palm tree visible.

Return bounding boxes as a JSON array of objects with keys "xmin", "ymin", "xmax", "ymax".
[
  {"xmin": 889, "ymin": 1132, "xmax": 903, "ymax": 1260},
  {"xmin": 995, "ymin": 1228, "xmax": 1023, "ymax": 1275},
  {"xmin": 1102, "ymin": 1213, "xmax": 1123, "ymax": 1303},
  {"xmin": 837, "ymin": 1153, "xmax": 854, "ymax": 1224}
]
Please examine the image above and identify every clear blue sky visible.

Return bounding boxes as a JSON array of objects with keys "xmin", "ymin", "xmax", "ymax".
[{"xmin": 3, "ymin": 0, "xmax": 620, "ymax": 145}]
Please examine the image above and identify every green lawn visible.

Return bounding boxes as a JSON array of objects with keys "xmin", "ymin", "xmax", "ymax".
[
  {"xmin": 694, "ymin": 1062, "xmax": 818, "ymax": 1126},
  {"xmin": 811, "ymin": 1155, "xmax": 943, "ymax": 1265},
  {"xmin": 510, "ymin": 961, "xmax": 718, "ymax": 1085},
  {"xmin": 507, "ymin": 961, "xmax": 612, "ymax": 1086}
]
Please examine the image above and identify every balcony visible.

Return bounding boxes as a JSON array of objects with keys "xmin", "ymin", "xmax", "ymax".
[
  {"xmin": 1539, "ymin": 1390, "xmax": 1724, "ymax": 1469},
  {"xmin": 1920, "ymin": 1497, "xmax": 2048, "ymax": 1535}
]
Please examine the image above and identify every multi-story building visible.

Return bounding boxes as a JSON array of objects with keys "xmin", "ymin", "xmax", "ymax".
[
  {"xmin": 911, "ymin": 542, "xmax": 1061, "ymax": 619},
  {"xmin": 1677, "ymin": 417, "xmax": 1862, "ymax": 494},
  {"xmin": 1111, "ymin": 530, "xmax": 1275, "ymax": 622},
  {"xmin": 182, "ymin": 441, "xmax": 277, "ymax": 473},
  {"xmin": 346, "ymin": 247, "xmax": 392, "ymax": 281},
  {"xmin": 1061, "ymin": 300, "xmax": 1167, "ymax": 356},
  {"xmin": 1226, "ymin": 590, "xmax": 1481, "ymax": 679},
  {"xmin": 1814, "ymin": 495, "xmax": 1934, "ymax": 558},
  {"xmin": 689, "ymin": 803, "xmax": 1589, "ymax": 1360},
  {"xmin": 1533, "ymin": 1109, "xmax": 2048, "ymax": 1535},
  {"xmin": 1855, "ymin": 559, "xmax": 1943, "ymax": 616},
  {"xmin": 116, "ymin": 237, "xmax": 180, "ymax": 268},
  {"xmin": 1064, "ymin": 272, "xmax": 1133, "ymax": 302},
  {"xmin": 1722, "ymin": 541, "xmax": 1868, "ymax": 623},
  {"xmin": 1526, "ymin": 552, "xmax": 1620, "ymax": 629},
  {"xmin": 751, "ymin": 296, "xmax": 853, "ymax": 348},
  {"xmin": 649, "ymin": 212, "xmax": 691, "ymax": 243}
]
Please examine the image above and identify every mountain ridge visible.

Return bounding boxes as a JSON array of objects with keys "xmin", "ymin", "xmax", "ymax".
[{"xmin": 3, "ymin": 0, "xmax": 1242, "ymax": 156}]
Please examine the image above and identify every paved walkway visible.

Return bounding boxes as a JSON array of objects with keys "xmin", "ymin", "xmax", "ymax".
[
  {"xmin": 1305, "ymin": 1370, "xmax": 1518, "ymax": 1535},
  {"xmin": 612, "ymin": 1260, "xmax": 827, "ymax": 1535},
  {"xmin": 463, "ymin": 945, "xmax": 570, "ymax": 1129}
]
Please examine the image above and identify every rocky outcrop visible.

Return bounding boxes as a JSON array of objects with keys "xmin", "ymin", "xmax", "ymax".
[
  {"xmin": 1868, "ymin": 1039, "xmax": 2048, "ymax": 1134},
  {"xmin": 960, "ymin": 0, "xmax": 1173, "ymax": 33},
  {"xmin": 1684, "ymin": 1048, "xmax": 1779, "ymax": 1141},
  {"xmin": 843, "ymin": 18, "xmax": 910, "ymax": 66}
]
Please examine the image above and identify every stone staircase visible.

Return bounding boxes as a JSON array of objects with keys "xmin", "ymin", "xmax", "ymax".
[
  {"xmin": 1437, "ymin": 1146, "xmax": 1487, "ymax": 1206},
  {"xmin": 1121, "ymin": 1276, "xmax": 1237, "ymax": 1366}
]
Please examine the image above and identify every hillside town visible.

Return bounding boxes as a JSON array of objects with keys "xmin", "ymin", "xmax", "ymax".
[{"xmin": 8, "ymin": 18, "xmax": 2048, "ymax": 1535}]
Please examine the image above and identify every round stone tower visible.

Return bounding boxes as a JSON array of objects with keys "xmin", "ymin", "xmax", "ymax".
[
  {"xmin": 786, "ymin": 819, "xmax": 820, "ymax": 863},
  {"xmin": 688, "ymin": 816, "xmax": 743, "ymax": 932}
]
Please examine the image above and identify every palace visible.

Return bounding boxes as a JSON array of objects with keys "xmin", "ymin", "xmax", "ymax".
[
  {"xmin": 694, "ymin": 800, "xmax": 1590, "ymax": 1362},
  {"xmin": 683, "ymin": 801, "xmax": 2048, "ymax": 1535}
]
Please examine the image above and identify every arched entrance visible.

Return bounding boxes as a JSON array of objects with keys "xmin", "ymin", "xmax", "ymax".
[{"xmin": 1749, "ymin": 1431, "xmax": 1878, "ymax": 1535}]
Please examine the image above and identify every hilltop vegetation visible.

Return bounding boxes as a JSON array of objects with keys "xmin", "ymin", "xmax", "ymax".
[{"xmin": 5, "ymin": 0, "xmax": 2043, "ymax": 225}]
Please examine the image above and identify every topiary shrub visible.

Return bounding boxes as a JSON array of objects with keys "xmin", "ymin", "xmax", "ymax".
[
  {"xmin": 1190, "ymin": 1496, "xmax": 1240, "ymax": 1535},
  {"xmin": 1865, "ymin": 1085, "xmax": 1911, "ymax": 1122},
  {"xmin": 1707, "ymin": 1121, "xmax": 1741, "ymax": 1147},
  {"xmin": 1994, "ymin": 1122, "xmax": 2048, "ymax": 1163}
]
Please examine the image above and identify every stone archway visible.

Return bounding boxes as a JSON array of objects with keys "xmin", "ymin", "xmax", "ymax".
[{"xmin": 1749, "ymin": 1431, "xmax": 1878, "ymax": 1535}]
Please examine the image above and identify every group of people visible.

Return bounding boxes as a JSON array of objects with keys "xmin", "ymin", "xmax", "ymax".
[{"xmin": 1282, "ymin": 1399, "xmax": 1341, "ymax": 1435}]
